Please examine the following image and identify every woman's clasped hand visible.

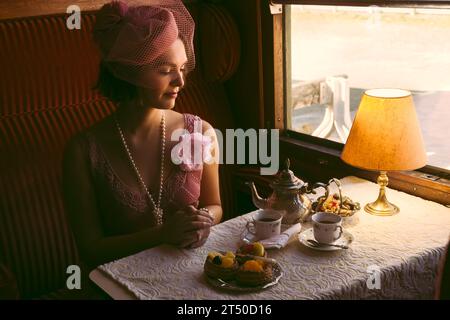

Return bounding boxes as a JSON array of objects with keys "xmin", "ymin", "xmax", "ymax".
[{"xmin": 161, "ymin": 205, "xmax": 214, "ymax": 249}]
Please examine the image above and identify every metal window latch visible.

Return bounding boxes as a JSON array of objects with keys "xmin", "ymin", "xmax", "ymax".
[
  {"xmin": 419, "ymin": 173, "xmax": 440, "ymax": 181},
  {"xmin": 270, "ymin": 2, "xmax": 282, "ymax": 15}
]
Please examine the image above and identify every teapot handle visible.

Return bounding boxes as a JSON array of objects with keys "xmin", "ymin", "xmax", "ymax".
[
  {"xmin": 301, "ymin": 182, "xmax": 329, "ymax": 195},
  {"xmin": 312, "ymin": 182, "xmax": 330, "ymax": 210},
  {"xmin": 327, "ymin": 178, "xmax": 343, "ymax": 215},
  {"xmin": 302, "ymin": 182, "xmax": 330, "ymax": 213},
  {"xmin": 299, "ymin": 183, "xmax": 314, "ymax": 194},
  {"xmin": 312, "ymin": 182, "xmax": 330, "ymax": 195}
]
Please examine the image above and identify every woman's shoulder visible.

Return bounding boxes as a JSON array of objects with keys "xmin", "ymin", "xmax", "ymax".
[
  {"xmin": 63, "ymin": 114, "xmax": 114, "ymax": 160},
  {"xmin": 76, "ymin": 114, "xmax": 117, "ymax": 149},
  {"xmin": 87, "ymin": 113, "xmax": 115, "ymax": 136},
  {"xmin": 177, "ymin": 111, "xmax": 212, "ymax": 134},
  {"xmin": 62, "ymin": 130, "xmax": 90, "ymax": 169}
]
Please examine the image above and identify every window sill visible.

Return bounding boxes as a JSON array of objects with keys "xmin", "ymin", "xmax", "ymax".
[{"xmin": 279, "ymin": 134, "xmax": 450, "ymax": 206}]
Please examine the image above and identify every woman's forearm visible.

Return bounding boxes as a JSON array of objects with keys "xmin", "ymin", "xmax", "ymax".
[
  {"xmin": 83, "ymin": 225, "xmax": 164, "ymax": 269},
  {"xmin": 82, "ymin": 206, "xmax": 222, "ymax": 268}
]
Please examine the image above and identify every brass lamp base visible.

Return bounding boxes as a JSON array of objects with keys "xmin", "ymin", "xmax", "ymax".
[{"xmin": 365, "ymin": 171, "xmax": 399, "ymax": 216}]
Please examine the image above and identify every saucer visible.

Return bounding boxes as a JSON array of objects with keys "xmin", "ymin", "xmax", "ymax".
[
  {"xmin": 298, "ymin": 228, "xmax": 354, "ymax": 251},
  {"xmin": 240, "ymin": 224, "xmax": 292, "ymax": 246}
]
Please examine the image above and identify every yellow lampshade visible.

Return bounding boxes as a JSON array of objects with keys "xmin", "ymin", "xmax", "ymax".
[
  {"xmin": 341, "ymin": 88, "xmax": 427, "ymax": 216},
  {"xmin": 341, "ymin": 88, "xmax": 427, "ymax": 171}
]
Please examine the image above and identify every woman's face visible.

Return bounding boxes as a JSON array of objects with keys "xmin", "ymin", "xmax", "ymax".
[{"xmin": 138, "ymin": 38, "xmax": 188, "ymax": 110}]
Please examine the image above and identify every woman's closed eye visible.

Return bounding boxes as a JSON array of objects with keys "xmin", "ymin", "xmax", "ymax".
[
  {"xmin": 159, "ymin": 69, "xmax": 172, "ymax": 75},
  {"xmin": 159, "ymin": 65, "xmax": 187, "ymax": 75}
]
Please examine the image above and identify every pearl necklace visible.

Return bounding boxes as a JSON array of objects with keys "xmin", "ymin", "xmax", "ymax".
[{"xmin": 114, "ymin": 112, "xmax": 166, "ymax": 225}]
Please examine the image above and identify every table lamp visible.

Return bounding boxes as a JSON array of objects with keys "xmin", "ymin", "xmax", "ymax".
[{"xmin": 341, "ymin": 88, "xmax": 427, "ymax": 216}]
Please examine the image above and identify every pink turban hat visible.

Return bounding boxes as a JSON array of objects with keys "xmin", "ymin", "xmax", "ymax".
[{"xmin": 93, "ymin": 0, "xmax": 195, "ymax": 88}]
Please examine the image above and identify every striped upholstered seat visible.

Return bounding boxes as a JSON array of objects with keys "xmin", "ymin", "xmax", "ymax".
[{"xmin": 0, "ymin": 3, "xmax": 239, "ymax": 299}]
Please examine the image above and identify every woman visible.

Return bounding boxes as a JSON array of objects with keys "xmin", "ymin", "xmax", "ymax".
[{"xmin": 62, "ymin": 0, "xmax": 222, "ymax": 270}]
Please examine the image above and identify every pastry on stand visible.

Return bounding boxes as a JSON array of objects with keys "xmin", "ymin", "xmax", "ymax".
[
  {"xmin": 204, "ymin": 251, "xmax": 238, "ymax": 281},
  {"xmin": 235, "ymin": 259, "xmax": 274, "ymax": 287}
]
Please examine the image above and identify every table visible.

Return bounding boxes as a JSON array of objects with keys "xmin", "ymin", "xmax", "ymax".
[{"xmin": 89, "ymin": 176, "xmax": 450, "ymax": 299}]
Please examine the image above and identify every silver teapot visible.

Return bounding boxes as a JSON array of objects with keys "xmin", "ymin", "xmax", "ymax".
[{"xmin": 246, "ymin": 159, "xmax": 329, "ymax": 224}]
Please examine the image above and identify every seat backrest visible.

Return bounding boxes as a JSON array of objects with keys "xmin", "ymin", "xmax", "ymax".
[{"xmin": 0, "ymin": 3, "xmax": 239, "ymax": 298}]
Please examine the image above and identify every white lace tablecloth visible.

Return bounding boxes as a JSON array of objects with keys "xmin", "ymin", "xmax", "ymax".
[{"xmin": 97, "ymin": 176, "xmax": 450, "ymax": 299}]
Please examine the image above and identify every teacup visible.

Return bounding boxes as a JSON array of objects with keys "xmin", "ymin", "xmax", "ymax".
[
  {"xmin": 246, "ymin": 209, "xmax": 283, "ymax": 240},
  {"xmin": 312, "ymin": 212, "xmax": 343, "ymax": 244}
]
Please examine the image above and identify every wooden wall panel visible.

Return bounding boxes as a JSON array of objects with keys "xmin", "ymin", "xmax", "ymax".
[
  {"xmin": 222, "ymin": 0, "xmax": 263, "ymax": 130},
  {"xmin": 0, "ymin": 0, "xmax": 105, "ymax": 20},
  {"xmin": 0, "ymin": 0, "xmax": 197, "ymax": 20}
]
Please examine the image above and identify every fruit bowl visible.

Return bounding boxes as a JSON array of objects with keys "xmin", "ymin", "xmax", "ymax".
[{"xmin": 312, "ymin": 178, "xmax": 360, "ymax": 217}]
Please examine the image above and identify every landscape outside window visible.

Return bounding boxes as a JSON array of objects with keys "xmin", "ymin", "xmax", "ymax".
[{"xmin": 286, "ymin": 5, "xmax": 450, "ymax": 170}]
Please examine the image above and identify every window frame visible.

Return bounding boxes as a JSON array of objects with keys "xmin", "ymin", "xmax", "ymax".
[
  {"xmin": 268, "ymin": 0, "xmax": 450, "ymax": 205},
  {"xmin": 273, "ymin": 0, "xmax": 450, "ymax": 6}
]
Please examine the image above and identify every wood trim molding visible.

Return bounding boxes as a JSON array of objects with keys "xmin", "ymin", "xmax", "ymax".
[
  {"xmin": 271, "ymin": 1, "xmax": 450, "ymax": 6},
  {"xmin": 259, "ymin": 0, "xmax": 284, "ymax": 130},
  {"xmin": 266, "ymin": 1, "xmax": 450, "ymax": 206},
  {"xmin": 0, "ymin": 0, "xmax": 199, "ymax": 20},
  {"xmin": 256, "ymin": 0, "xmax": 266, "ymax": 129},
  {"xmin": 0, "ymin": 0, "xmax": 105, "ymax": 20},
  {"xmin": 233, "ymin": 135, "xmax": 450, "ymax": 206},
  {"xmin": 273, "ymin": 9, "xmax": 284, "ymax": 130},
  {"xmin": 279, "ymin": 135, "xmax": 450, "ymax": 206}
]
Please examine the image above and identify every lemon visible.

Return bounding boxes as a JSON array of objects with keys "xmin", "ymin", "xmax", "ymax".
[
  {"xmin": 221, "ymin": 257, "xmax": 235, "ymax": 268},
  {"xmin": 253, "ymin": 242, "xmax": 265, "ymax": 257},
  {"xmin": 225, "ymin": 251, "xmax": 235, "ymax": 259}
]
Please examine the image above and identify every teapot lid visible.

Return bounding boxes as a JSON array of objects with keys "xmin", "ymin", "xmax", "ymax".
[{"xmin": 270, "ymin": 158, "xmax": 304, "ymax": 190}]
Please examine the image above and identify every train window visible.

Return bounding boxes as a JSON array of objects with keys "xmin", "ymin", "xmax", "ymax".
[{"xmin": 284, "ymin": 3, "xmax": 450, "ymax": 170}]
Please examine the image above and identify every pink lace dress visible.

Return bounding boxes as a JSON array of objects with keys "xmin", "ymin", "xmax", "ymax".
[{"xmin": 81, "ymin": 113, "xmax": 203, "ymax": 236}]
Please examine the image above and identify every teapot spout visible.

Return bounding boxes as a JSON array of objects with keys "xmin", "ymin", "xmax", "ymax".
[{"xmin": 245, "ymin": 181, "xmax": 269, "ymax": 209}]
